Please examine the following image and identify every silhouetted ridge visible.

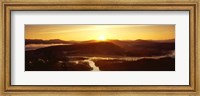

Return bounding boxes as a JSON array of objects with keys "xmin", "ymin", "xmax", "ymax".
[
  {"xmin": 25, "ymin": 39, "xmax": 77, "ymax": 45},
  {"xmin": 26, "ymin": 39, "xmax": 175, "ymax": 57},
  {"xmin": 35, "ymin": 42, "xmax": 125, "ymax": 57}
]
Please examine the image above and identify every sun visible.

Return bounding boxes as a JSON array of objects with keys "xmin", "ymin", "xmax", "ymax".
[{"xmin": 98, "ymin": 35, "xmax": 106, "ymax": 41}]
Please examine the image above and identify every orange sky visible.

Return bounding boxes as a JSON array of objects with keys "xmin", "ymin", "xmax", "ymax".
[{"xmin": 25, "ymin": 25, "xmax": 175, "ymax": 41}]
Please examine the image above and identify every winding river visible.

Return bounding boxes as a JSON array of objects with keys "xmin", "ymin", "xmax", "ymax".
[
  {"xmin": 84, "ymin": 60, "xmax": 100, "ymax": 71},
  {"xmin": 67, "ymin": 50, "xmax": 175, "ymax": 71}
]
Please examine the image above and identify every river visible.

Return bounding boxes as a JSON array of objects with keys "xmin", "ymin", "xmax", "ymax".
[
  {"xmin": 67, "ymin": 50, "xmax": 175, "ymax": 71},
  {"xmin": 84, "ymin": 60, "xmax": 100, "ymax": 71}
]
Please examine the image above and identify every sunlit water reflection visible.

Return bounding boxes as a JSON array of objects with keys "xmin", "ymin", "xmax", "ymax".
[
  {"xmin": 66, "ymin": 50, "xmax": 175, "ymax": 71},
  {"xmin": 84, "ymin": 60, "xmax": 100, "ymax": 71}
]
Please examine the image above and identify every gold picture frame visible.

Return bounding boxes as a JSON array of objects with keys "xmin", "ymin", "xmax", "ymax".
[{"xmin": 0, "ymin": 0, "xmax": 199, "ymax": 96}]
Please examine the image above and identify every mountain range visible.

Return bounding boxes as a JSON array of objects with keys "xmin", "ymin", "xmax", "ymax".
[
  {"xmin": 25, "ymin": 39, "xmax": 175, "ymax": 45},
  {"xmin": 26, "ymin": 39, "xmax": 175, "ymax": 57}
]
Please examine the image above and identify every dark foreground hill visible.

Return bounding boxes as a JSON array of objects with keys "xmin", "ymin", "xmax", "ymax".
[
  {"xmin": 26, "ymin": 40, "xmax": 175, "ymax": 57},
  {"xmin": 34, "ymin": 42, "xmax": 125, "ymax": 57},
  {"xmin": 94, "ymin": 57, "xmax": 175, "ymax": 71}
]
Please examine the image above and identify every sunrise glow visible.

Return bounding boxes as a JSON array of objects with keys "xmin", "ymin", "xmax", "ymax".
[
  {"xmin": 25, "ymin": 25, "xmax": 175, "ymax": 41},
  {"xmin": 98, "ymin": 35, "xmax": 106, "ymax": 41}
]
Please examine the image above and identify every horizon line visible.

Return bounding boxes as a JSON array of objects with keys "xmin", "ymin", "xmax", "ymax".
[{"xmin": 25, "ymin": 38, "xmax": 175, "ymax": 41}]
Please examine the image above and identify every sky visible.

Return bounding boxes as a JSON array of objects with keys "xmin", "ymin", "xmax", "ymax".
[{"xmin": 25, "ymin": 25, "xmax": 175, "ymax": 41}]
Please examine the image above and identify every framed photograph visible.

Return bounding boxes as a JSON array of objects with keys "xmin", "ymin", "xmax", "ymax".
[{"xmin": 0, "ymin": 0, "xmax": 199, "ymax": 95}]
